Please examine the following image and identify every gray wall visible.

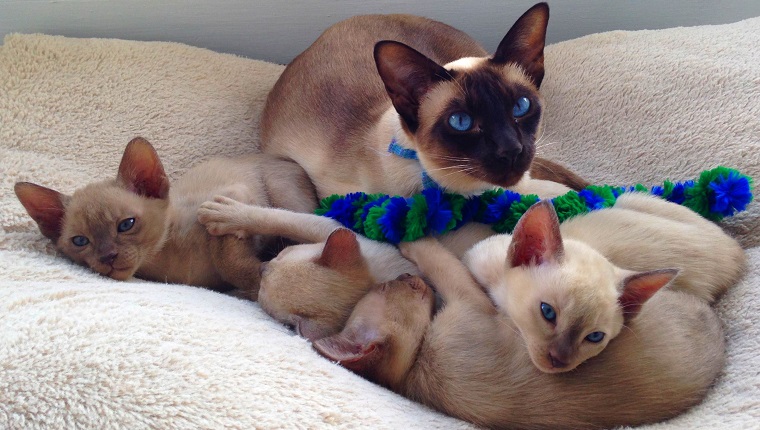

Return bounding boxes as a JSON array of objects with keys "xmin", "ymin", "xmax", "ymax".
[{"xmin": 2, "ymin": 0, "xmax": 760, "ymax": 64}]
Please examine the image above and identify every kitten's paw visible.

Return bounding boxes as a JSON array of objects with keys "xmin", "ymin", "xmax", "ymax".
[
  {"xmin": 198, "ymin": 196, "xmax": 251, "ymax": 238},
  {"xmin": 398, "ymin": 237, "xmax": 437, "ymax": 262}
]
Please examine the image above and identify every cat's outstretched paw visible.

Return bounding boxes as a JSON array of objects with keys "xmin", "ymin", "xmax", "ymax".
[
  {"xmin": 198, "ymin": 195, "xmax": 251, "ymax": 238},
  {"xmin": 398, "ymin": 237, "xmax": 438, "ymax": 263}
]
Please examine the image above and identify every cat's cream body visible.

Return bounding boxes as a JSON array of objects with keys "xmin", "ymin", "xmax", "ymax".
[
  {"xmin": 15, "ymin": 138, "xmax": 316, "ymax": 297},
  {"xmin": 260, "ymin": 4, "xmax": 586, "ymax": 199},
  {"xmin": 465, "ymin": 192, "xmax": 745, "ymax": 373},
  {"xmin": 314, "ymin": 238, "xmax": 726, "ymax": 429}
]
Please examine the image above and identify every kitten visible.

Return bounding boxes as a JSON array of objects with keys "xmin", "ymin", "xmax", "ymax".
[
  {"xmin": 260, "ymin": 3, "xmax": 588, "ymax": 199},
  {"xmin": 15, "ymin": 137, "xmax": 316, "ymax": 298},
  {"xmin": 464, "ymin": 193, "xmax": 746, "ymax": 373},
  {"xmin": 197, "ymin": 195, "xmax": 419, "ymax": 339},
  {"xmin": 314, "ymin": 238, "xmax": 726, "ymax": 429}
]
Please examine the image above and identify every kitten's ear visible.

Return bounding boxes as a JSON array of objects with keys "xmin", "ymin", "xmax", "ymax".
[
  {"xmin": 295, "ymin": 317, "xmax": 332, "ymax": 342},
  {"xmin": 313, "ymin": 330, "xmax": 383, "ymax": 370},
  {"xmin": 491, "ymin": 2, "xmax": 549, "ymax": 87},
  {"xmin": 14, "ymin": 182, "xmax": 68, "ymax": 241},
  {"xmin": 117, "ymin": 137, "xmax": 170, "ymax": 199},
  {"xmin": 619, "ymin": 269, "xmax": 679, "ymax": 321},
  {"xmin": 317, "ymin": 228, "xmax": 364, "ymax": 270},
  {"xmin": 374, "ymin": 41, "xmax": 452, "ymax": 133},
  {"xmin": 508, "ymin": 200, "xmax": 563, "ymax": 267}
]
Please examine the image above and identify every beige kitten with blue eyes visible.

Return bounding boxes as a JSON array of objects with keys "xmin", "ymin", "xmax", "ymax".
[
  {"xmin": 15, "ymin": 137, "xmax": 316, "ymax": 297},
  {"xmin": 313, "ymin": 237, "xmax": 726, "ymax": 429},
  {"xmin": 465, "ymin": 193, "xmax": 745, "ymax": 373}
]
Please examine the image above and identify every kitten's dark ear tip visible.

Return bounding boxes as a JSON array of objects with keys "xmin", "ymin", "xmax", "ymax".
[
  {"xmin": 530, "ymin": 199, "xmax": 559, "ymax": 218},
  {"xmin": 127, "ymin": 136, "xmax": 154, "ymax": 149},
  {"xmin": 14, "ymin": 181, "xmax": 30, "ymax": 194}
]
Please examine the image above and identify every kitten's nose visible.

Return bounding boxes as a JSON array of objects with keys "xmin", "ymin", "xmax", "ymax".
[
  {"xmin": 99, "ymin": 251, "xmax": 118, "ymax": 266},
  {"xmin": 548, "ymin": 353, "xmax": 567, "ymax": 369}
]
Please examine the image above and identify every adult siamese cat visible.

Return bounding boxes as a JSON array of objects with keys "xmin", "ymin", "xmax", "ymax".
[
  {"xmin": 15, "ymin": 138, "xmax": 316, "ymax": 297},
  {"xmin": 260, "ymin": 3, "xmax": 588, "ymax": 198},
  {"xmin": 465, "ymin": 193, "xmax": 745, "ymax": 373},
  {"xmin": 314, "ymin": 238, "xmax": 726, "ymax": 429}
]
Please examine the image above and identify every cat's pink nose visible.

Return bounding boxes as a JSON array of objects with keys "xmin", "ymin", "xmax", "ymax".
[
  {"xmin": 99, "ymin": 252, "xmax": 118, "ymax": 266},
  {"xmin": 548, "ymin": 353, "xmax": 567, "ymax": 369}
]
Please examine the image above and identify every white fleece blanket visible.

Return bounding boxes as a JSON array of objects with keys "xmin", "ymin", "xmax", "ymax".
[{"xmin": 1, "ymin": 16, "xmax": 759, "ymax": 429}]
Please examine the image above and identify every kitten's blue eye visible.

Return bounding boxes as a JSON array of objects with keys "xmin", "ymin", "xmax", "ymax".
[
  {"xmin": 513, "ymin": 97, "xmax": 531, "ymax": 118},
  {"xmin": 72, "ymin": 236, "xmax": 89, "ymax": 247},
  {"xmin": 585, "ymin": 332, "xmax": 605, "ymax": 343},
  {"xmin": 117, "ymin": 218, "xmax": 135, "ymax": 233},
  {"xmin": 448, "ymin": 112, "xmax": 473, "ymax": 131},
  {"xmin": 540, "ymin": 302, "xmax": 556, "ymax": 323}
]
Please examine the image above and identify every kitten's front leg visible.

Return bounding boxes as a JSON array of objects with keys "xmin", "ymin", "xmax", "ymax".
[
  {"xmin": 198, "ymin": 196, "xmax": 256, "ymax": 238},
  {"xmin": 399, "ymin": 238, "xmax": 492, "ymax": 309},
  {"xmin": 198, "ymin": 196, "xmax": 341, "ymax": 243}
]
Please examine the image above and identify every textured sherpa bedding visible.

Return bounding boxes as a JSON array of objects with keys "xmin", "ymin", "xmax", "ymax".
[{"xmin": 1, "ymin": 16, "xmax": 759, "ymax": 429}]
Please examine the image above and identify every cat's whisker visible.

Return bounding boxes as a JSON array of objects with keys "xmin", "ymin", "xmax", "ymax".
[
  {"xmin": 430, "ymin": 154, "xmax": 471, "ymax": 163},
  {"xmin": 425, "ymin": 164, "xmax": 471, "ymax": 173},
  {"xmin": 439, "ymin": 166, "xmax": 477, "ymax": 177}
]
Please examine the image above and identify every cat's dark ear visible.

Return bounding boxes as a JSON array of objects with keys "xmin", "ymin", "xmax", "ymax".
[
  {"xmin": 14, "ymin": 182, "xmax": 68, "ymax": 241},
  {"xmin": 117, "ymin": 137, "xmax": 170, "ymax": 199},
  {"xmin": 508, "ymin": 200, "xmax": 563, "ymax": 267},
  {"xmin": 312, "ymin": 330, "xmax": 384, "ymax": 372},
  {"xmin": 374, "ymin": 41, "xmax": 452, "ymax": 133},
  {"xmin": 619, "ymin": 269, "xmax": 679, "ymax": 321},
  {"xmin": 491, "ymin": 2, "xmax": 549, "ymax": 87},
  {"xmin": 317, "ymin": 228, "xmax": 364, "ymax": 270}
]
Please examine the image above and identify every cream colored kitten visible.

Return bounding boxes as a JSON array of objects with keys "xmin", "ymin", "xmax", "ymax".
[
  {"xmin": 465, "ymin": 193, "xmax": 745, "ymax": 373},
  {"xmin": 197, "ymin": 196, "xmax": 419, "ymax": 339},
  {"xmin": 314, "ymin": 238, "xmax": 725, "ymax": 429},
  {"xmin": 15, "ymin": 137, "xmax": 316, "ymax": 298}
]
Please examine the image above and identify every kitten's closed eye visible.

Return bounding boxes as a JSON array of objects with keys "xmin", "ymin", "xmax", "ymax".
[{"xmin": 117, "ymin": 217, "xmax": 135, "ymax": 233}]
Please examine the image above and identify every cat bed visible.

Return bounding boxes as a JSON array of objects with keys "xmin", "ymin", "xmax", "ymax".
[{"xmin": 1, "ymin": 15, "xmax": 759, "ymax": 429}]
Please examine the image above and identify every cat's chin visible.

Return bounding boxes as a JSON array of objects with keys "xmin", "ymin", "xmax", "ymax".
[
  {"xmin": 424, "ymin": 162, "xmax": 530, "ymax": 195},
  {"xmin": 528, "ymin": 350, "xmax": 580, "ymax": 374},
  {"xmin": 103, "ymin": 266, "xmax": 137, "ymax": 281}
]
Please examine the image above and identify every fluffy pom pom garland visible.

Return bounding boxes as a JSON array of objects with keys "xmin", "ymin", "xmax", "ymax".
[{"xmin": 314, "ymin": 166, "xmax": 753, "ymax": 244}]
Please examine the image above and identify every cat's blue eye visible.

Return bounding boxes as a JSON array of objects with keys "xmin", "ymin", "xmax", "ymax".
[
  {"xmin": 585, "ymin": 331, "xmax": 606, "ymax": 343},
  {"xmin": 117, "ymin": 218, "xmax": 135, "ymax": 233},
  {"xmin": 540, "ymin": 302, "xmax": 556, "ymax": 323},
  {"xmin": 448, "ymin": 112, "xmax": 473, "ymax": 131},
  {"xmin": 513, "ymin": 97, "xmax": 531, "ymax": 118},
  {"xmin": 72, "ymin": 236, "xmax": 89, "ymax": 247}
]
